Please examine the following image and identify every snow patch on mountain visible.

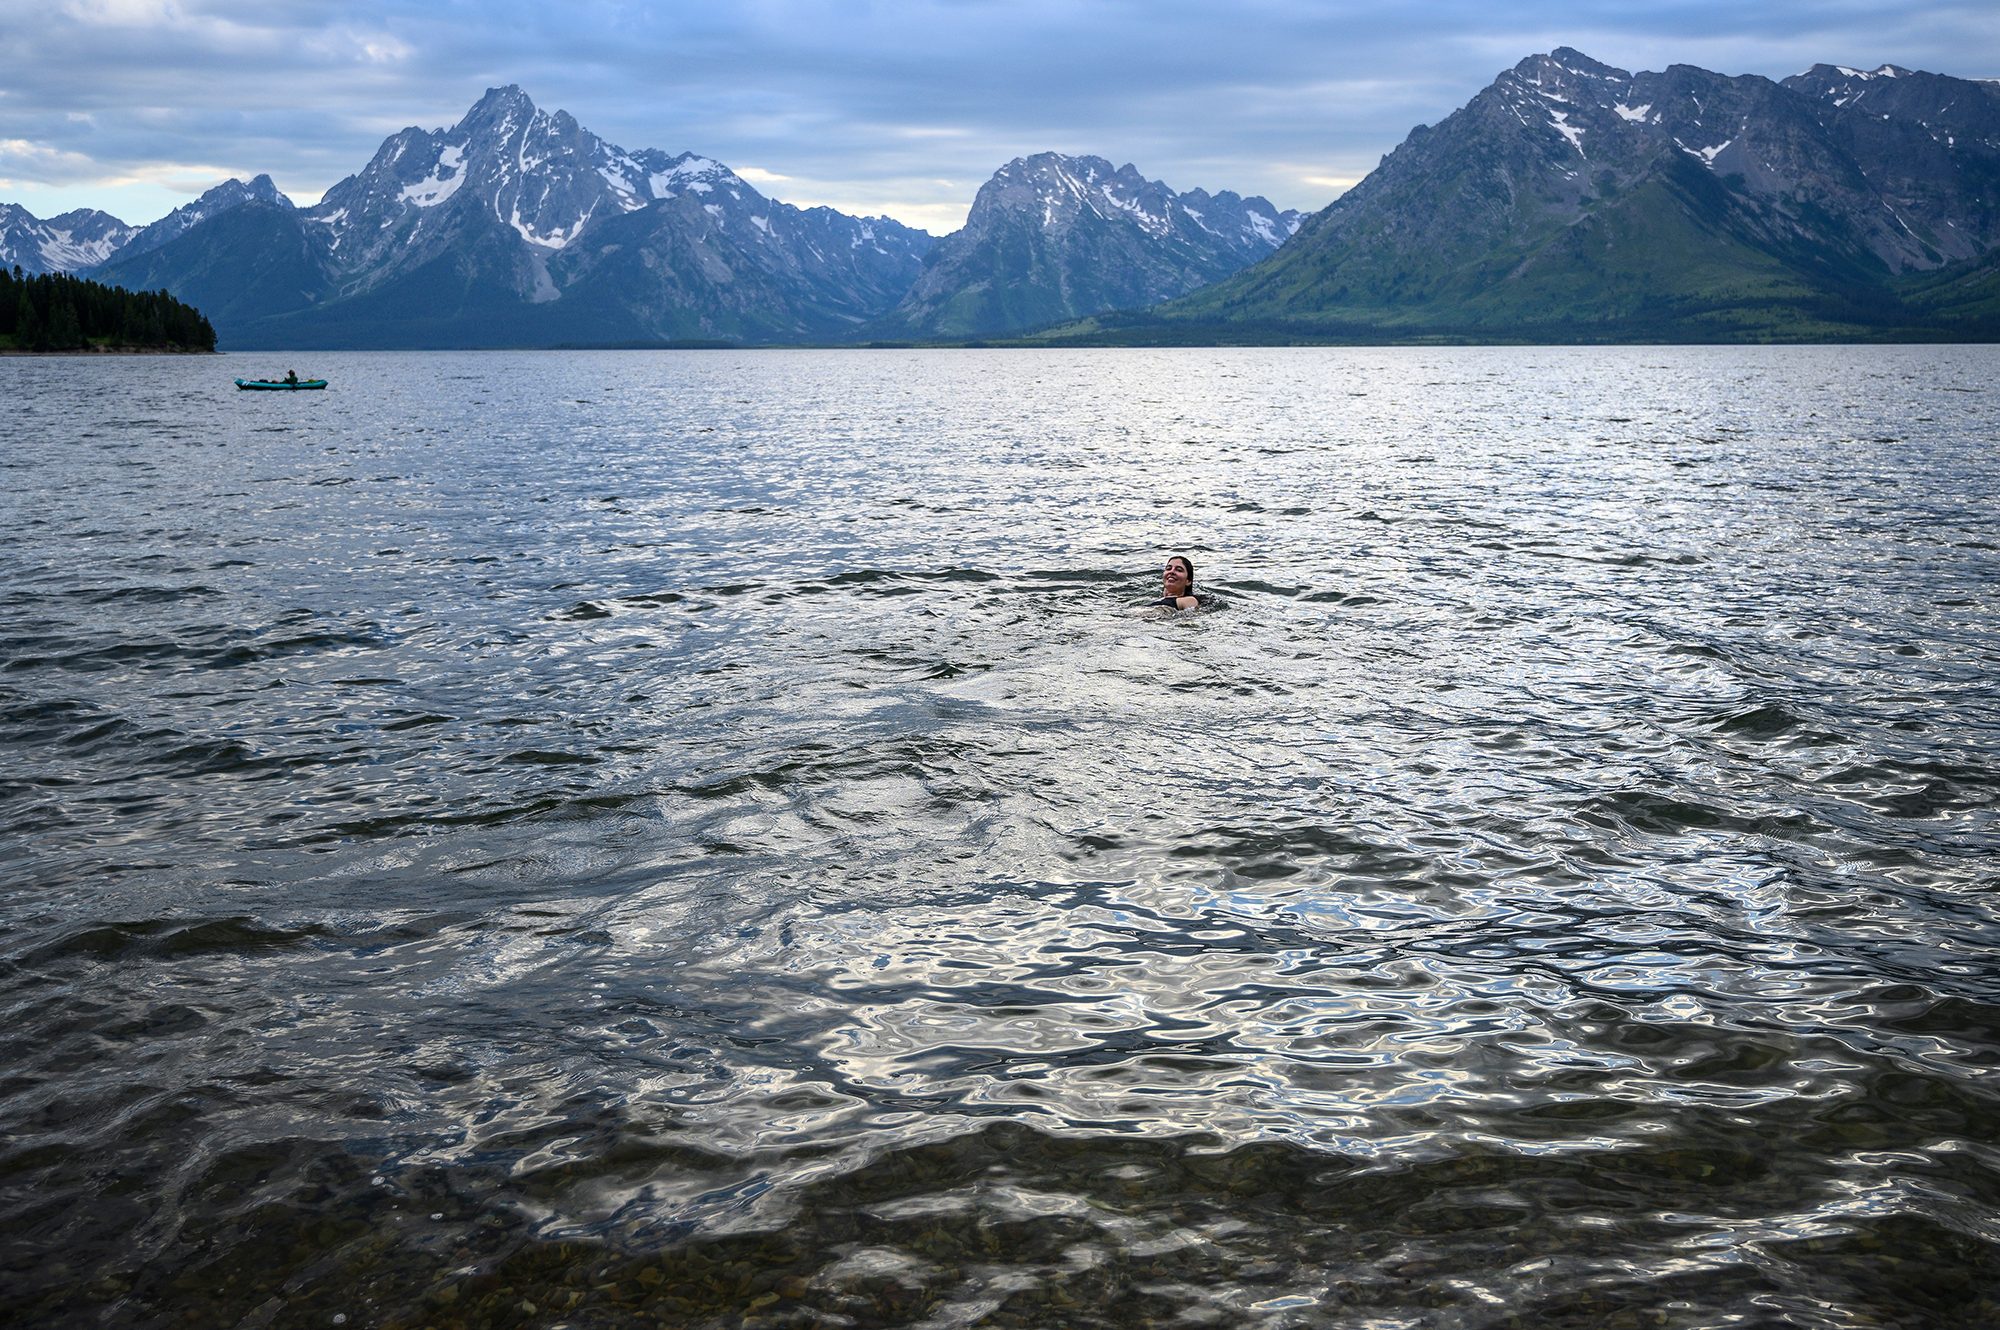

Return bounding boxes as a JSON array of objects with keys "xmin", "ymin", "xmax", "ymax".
[
  {"xmin": 1244, "ymin": 211, "xmax": 1282, "ymax": 247},
  {"xmin": 1097, "ymin": 185, "xmax": 1171, "ymax": 236},
  {"xmin": 0, "ymin": 204, "xmax": 145, "ymax": 274},
  {"xmin": 1675, "ymin": 137, "xmax": 1734, "ymax": 167},
  {"xmin": 594, "ymin": 155, "xmax": 653, "ymax": 208},
  {"xmin": 509, "ymin": 200, "xmax": 584, "ymax": 248},
  {"xmin": 401, "ymin": 143, "xmax": 467, "ymax": 207},
  {"xmin": 0, "ymin": 204, "xmax": 141, "ymax": 272},
  {"xmin": 649, "ymin": 156, "xmax": 732, "ymax": 199},
  {"xmin": 1548, "ymin": 110, "xmax": 1586, "ymax": 155}
]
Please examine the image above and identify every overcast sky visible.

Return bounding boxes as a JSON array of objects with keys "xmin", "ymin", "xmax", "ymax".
[{"xmin": 4, "ymin": 0, "xmax": 1997, "ymax": 234}]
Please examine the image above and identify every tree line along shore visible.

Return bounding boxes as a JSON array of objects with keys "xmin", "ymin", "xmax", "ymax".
[{"xmin": 1, "ymin": 266, "xmax": 216, "ymax": 353}]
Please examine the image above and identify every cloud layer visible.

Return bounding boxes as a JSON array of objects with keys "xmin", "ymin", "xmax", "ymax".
[{"xmin": 3, "ymin": 0, "xmax": 1996, "ymax": 231}]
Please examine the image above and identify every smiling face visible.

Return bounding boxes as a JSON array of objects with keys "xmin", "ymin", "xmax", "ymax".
[{"xmin": 1162, "ymin": 557, "xmax": 1192, "ymax": 597}]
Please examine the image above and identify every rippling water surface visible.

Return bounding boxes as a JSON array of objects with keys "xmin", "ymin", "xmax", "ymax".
[{"xmin": 3, "ymin": 346, "xmax": 1998, "ymax": 1328}]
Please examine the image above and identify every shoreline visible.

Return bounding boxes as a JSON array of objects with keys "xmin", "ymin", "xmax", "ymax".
[{"xmin": 0, "ymin": 345, "xmax": 219, "ymax": 356}]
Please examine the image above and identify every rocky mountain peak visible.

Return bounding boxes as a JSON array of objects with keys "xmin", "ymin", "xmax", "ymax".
[
  {"xmin": 883, "ymin": 151, "xmax": 1304, "ymax": 338},
  {"xmin": 1778, "ymin": 62, "xmax": 2000, "ymax": 263},
  {"xmin": 989, "ymin": 153, "xmax": 1108, "ymax": 199},
  {"xmin": 83, "ymin": 83, "xmax": 937, "ymax": 346},
  {"xmin": 1166, "ymin": 47, "xmax": 2000, "ymax": 339},
  {"xmin": 1792, "ymin": 62, "xmax": 1914, "ymax": 90},
  {"xmin": 448, "ymin": 85, "xmax": 545, "ymax": 147},
  {"xmin": 306, "ymin": 84, "xmax": 789, "ymax": 270},
  {"xmin": 465, "ymin": 84, "xmax": 535, "ymax": 118},
  {"xmin": 95, "ymin": 174, "xmax": 295, "ymax": 270},
  {"xmin": 1509, "ymin": 48, "xmax": 1633, "ymax": 91},
  {"xmin": 219, "ymin": 174, "xmax": 291, "ymax": 208},
  {"xmin": 0, "ymin": 203, "xmax": 142, "ymax": 275},
  {"xmin": 1783, "ymin": 60, "xmax": 1999, "ymax": 123},
  {"xmin": 974, "ymin": 151, "xmax": 1297, "ymax": 247}
]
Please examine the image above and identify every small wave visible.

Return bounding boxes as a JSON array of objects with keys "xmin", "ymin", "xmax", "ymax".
[
  {"xmin": 1575, "ymin": 789, "xmax": 1827, "ymax": 841},
  {"xmin": 1709, "ymin": 703, "xmax": 1809, "ymax": 738},
  {"xmin": 69, "ymin": 584, "xmax": 223, "ymax": 606},
  {"xmin": 202, "ymin": 628, "xmax": 390, "ymax": 667},
  {"xmin": 1815, "ymin": 758, "xmax": 1998, "ymax": 817},
  {"xmin": 1214, "ymin": 578, "xmax": 1306, "ymax": 598},
  {"xmin": 155, "ymin": 736, "xmax": 284, "ymax": 776},
  {"xmin": 379, "ymin": 712, "xmax": 453, "ymax": 732},
  {"xmin": 556, "ymin": 600, "xmax": 614, "ymax": 620},
  {"xmin": 504, "ymin": 750, "xmax": 600, "ymax": 766},
  {"xmin": 19, "ymin": 915, "xmax": 327, "ymax": 966}
]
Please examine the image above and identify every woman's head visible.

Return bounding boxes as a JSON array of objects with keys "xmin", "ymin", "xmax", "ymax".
[{"xmin": 1163, "ymin": 556, "xmax": 1195, "ymax": 595}]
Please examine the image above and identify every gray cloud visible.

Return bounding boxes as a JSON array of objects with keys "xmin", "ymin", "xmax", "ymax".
[{"xmin": 2, "ymin": 0, "xmax": 1994, "ymax": 230}]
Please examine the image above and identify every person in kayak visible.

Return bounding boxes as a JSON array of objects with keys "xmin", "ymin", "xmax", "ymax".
[
  {"xmin": 1151, "ymin": 555, "xmax": 1202, "ymax": 609},
  {"xmin": 284, "ymin": 369, "xmax": 299, "ymax": 385}
]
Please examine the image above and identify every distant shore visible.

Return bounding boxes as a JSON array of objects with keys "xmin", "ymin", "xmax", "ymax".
[{"xmin": 0, "ymin": 345, "xmax": 219, "ymax": 356}]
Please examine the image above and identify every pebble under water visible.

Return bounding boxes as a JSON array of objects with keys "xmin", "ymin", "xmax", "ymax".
[{"xmin": 2, "ymin": 345, "xmax": 1998, "ymax": 1329}]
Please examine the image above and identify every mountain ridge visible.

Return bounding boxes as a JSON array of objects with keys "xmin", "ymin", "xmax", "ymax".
[
  {"xmin": 18, "ymin": 86, "xmax": 1311, "ymax": 347},
  {"xmin": 1121, "ymin": 47, "xmax": 2000, "ymax": 342},
  {"xmin": 69, "ymin": 86, "xmax": 1297, "ymax": 347},
  {"xmin": 1, "ymin": 204, "xmax": 140, "ymax": 276},
  {"xmin": 22, "ymin": 52, "xmax": 2000, "ymax": 346},
  {"xmin": 90, "ymin": 85, "xmax": 942, "ymax": 348},
  {"xmin": 875, "ymin": 152, "xmax": 1300, "ymax": 339}
]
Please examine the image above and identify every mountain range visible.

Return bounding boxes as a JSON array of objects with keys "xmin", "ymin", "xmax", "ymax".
[
  {"xmin": 84, "ymin": 88, "xmax": 937, "ymax": 348},
  {"xmin": 0, "ymin": 205, "xmax": 139, "ymax": 276},
  {"xmin": 8, "ymin": 87, "xmax": 1294, "ymax": 349},
  {"xmin": 11, "ymin": 51, "xmax": 2000, "ymax": 346}
]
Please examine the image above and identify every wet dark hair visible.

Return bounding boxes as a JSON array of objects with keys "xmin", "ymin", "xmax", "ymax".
[{"xmin": 1167, "ymin": 555, "xmax": 1195, "ymax": 591}]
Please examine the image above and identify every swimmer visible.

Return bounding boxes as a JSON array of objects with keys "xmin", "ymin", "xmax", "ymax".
[{"xmin": 1150, "ymin": 555, "xmax": 1202, "ymax": 610}]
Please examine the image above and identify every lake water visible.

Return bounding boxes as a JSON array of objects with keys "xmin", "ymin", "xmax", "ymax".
[{"xmin": 2, "ymin": 346, "xmax": 1997, "ymax": 1328}]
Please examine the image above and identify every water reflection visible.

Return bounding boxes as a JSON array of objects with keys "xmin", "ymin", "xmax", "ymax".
[{"xmin": 1, "ymin": 347, "xmax": 1997, "ymax": 1326}]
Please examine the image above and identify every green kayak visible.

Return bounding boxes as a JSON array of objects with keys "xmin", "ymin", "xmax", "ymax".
[{"xmin": 235, "ymin": 377, "xmax": 327, "ymax": 391}]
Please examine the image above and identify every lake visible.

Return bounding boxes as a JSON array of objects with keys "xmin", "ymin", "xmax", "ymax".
[{"xmin": 2, "ymin": 346, "xmax": 1997, "ymax": 1328}]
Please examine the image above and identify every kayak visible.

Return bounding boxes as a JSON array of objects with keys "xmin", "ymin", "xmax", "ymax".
[{"xmin": 235, "ymin": 378, "xmax": 327, "ymax": 391}]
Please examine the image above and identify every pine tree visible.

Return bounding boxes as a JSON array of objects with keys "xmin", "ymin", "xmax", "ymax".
[
  {"xmin": 17, "ymin": 289, "xmax": 44, "ymax": 351},
  {"xmin": 47, "ymin": 298, "xmax": 83, "ymax": 350},
  {"xmin": 0, "ymin": 268, "xmax": 214, "ymax": 351}
]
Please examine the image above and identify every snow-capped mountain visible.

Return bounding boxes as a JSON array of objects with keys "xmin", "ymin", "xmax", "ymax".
[
  {"xmin": 0, "ymin": 204, "xmax": 140, "ymax": 276},
  {"xmin": 1162, "ymin": 48, "xmax": 2000, "ymax": 339},
  {"xmin": 306, "ymin": 86, "xmax": 705, "ymax": 276},
  {"xmin": 82, "ymin": 110, "xmax": 1299, "ymax": 345},
  {"xmin": 881, "ymin": 153, "xmax": 1301, "ymax": 338},
  {"xmin": 0, "ymin": 176, "xmax": 290, "ymax": 278},
  {"xmin": 109, "ymin": 175, "xmax": 296, "ymax": 267},
  {"xmin": 58, "ymin": 54, "xmax": 2000, "ymax": 346},
  {"xmin": 93, "ymin": 86, "xmax": 934, "ymax": 347}
]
